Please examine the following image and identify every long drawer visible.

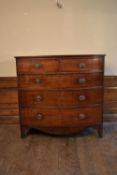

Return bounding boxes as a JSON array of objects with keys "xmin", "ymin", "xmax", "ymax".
[
  {"xmin": 19, "ymin": 88, "xmax": 103, "ymax": 107},
  {"xmin": 18, "ymin": 73, "xmax": 103, "ymax": 89},
  {"xmin": 21, "ymin": 107, "xmax": 102, "ymax": 127}
]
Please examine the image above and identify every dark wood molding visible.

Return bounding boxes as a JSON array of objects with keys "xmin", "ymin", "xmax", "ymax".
[
  {"xmin": 104, "ymin": 76, "xmax": 117, "ymax": 119},
  {"xmin": 0, "ymin": 76, "xmax": 117, "ymax": 124},
  {"xmin": 104, "ymin": 76, "xmax": 117, "ymax": 87},
  {"xmin": 0, "ymin": 116, "xmax": 19, "ymax": 124},
  {"xmin": 0, "ymin": 77, "xmax": 17, "ymax": 88}
]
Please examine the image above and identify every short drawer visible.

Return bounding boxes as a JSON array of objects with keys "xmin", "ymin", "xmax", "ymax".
[
  {"xmin": 21, "ymin": 107, "xmax": 102, "ymax": 127},
  {"xmin": 18, "ymin": 73, "xmax": 103, "ymax": 89},
  {"xmin": 19, "ymin": 89, "xmax": 103, "ymax": 107},
  {"xmin": 16, "ymin": 58, "xmax": 59, "ymax": 74},
  {"xmin": 60, "ymin": 58, "xmax": 104, "ymax": 73}
]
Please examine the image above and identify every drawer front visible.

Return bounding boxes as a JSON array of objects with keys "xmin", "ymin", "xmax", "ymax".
[
  {"xmin": 17, "ymin": 58, "xmax": 59, "ymax": 74},
  {"xmin": 19, "ymin": 89, "xmax": 103, "ymax": 107},
  {"xmin": 60, "ymin": 58, "xmax": 104, "ymax": 73},
  {"xmin": 18, "ymin": 73, "xmax": 103, "ymax": 89},
  {"xmin": 21, "ymin": 107, "xmax": 102, "ymax": 127}
]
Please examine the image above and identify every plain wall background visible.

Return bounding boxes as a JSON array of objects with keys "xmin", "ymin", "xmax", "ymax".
[{"xmin": 0, "ymin": 0, "xmax": 117, "ymax": 76}]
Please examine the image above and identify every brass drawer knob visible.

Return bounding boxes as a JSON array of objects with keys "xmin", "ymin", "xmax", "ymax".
[
  {"xmin": 79, "ymin": 63, "xmax": 86, "ymax": 69},
  {"xmin": 36, "ymin": 113, "xmax": 43, "ymax": 120},
  {"xmin": 79, "ymin": 114, "xmax": 86, "ymax": 120},
  {"xmin": 34, "ymin": 63, "xmax": 42, "ymax": 69},
  {"xmin": 35, "ymin": 78, "xmax": 42, "ymax": 84},
  {"xmin": 79, "ymin": 95, "xmax": 86, "ymax": 101},
  {"xmin": 36, "ymin": 95, "xmax": 43, "ymax": 101},
  {"xmin": 79, "ymin": 78, "xmax": 86, "ymax": 84}
]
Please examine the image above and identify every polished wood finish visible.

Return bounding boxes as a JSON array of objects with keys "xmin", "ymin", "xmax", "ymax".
[
  {"xmin": 18, "ymin": 73, "xmax": 103, "ymax": 89},
  {"xmin": 17, "ymin": 58, "xmax": 59, "ymax": 74},
  {"xmin": 19, "ymin": 89, "xmax": 103, "ymax": 107},
  {"xmin": 0, "ymin": 75, "xmax": 116, "ymax": 89},
  {"xmin": 60, "ymin": 57, "xmax": 104, "ymax": 73},
  {"xmin": 15, "ymin": 55, "xmax": 105, "ymax": 137},
  {"xmin": 21, "ymin": 106, "xmax": 102, "ymax": 127},
  {"xmin": 0, "ymin": 76, "xmax": 117, "ymax": 124},
  {"xmin": 1, "ymin": 65, "xmax": 115, "ymax": 130}
]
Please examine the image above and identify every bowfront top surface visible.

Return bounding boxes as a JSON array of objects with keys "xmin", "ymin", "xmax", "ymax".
[{"xmin": 15, "ymin": 54, "xmax": 106, "ymax": 59}]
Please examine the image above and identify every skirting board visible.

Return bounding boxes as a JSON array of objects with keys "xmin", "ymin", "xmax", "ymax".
[{"xmin": 0, "ymin": 76, "xmax": 117, "ymax": 124}]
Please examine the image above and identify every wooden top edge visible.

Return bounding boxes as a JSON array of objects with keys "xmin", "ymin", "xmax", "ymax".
[
  {"xmin": 15, "ymin": 54, "xmax": 106, "ymax": 59},
  {"xmin": 0, "ymin": 77, "xmax": 16, "ymax": 81}
]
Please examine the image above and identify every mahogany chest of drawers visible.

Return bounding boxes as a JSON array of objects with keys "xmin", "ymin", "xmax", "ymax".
[{"xmin": 15, "ymin": 55, "xmax": 105, "ymax": 138}]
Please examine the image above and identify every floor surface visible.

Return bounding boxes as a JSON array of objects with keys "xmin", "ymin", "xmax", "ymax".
[{"xmin": 0, "ymin": 123, "xmax": 117, "ymax": 175}]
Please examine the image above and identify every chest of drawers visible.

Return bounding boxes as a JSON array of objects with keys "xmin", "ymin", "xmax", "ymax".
[{"xmin": 15, "ymin": 55, "xmax": 105, "ymax": 138}]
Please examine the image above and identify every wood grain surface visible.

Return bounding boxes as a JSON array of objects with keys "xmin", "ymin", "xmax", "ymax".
[
  {"xmin": 21, "ymin": 106, "xmax": 102, "ymax": 127},
  {"xmin": 0, "ymin": 76, "xmax": 117, "ymax": 124},
  {"xmin": 0, "ymin": 123, "xmax": 116, "ymax": 175},
  {"xmin": 60, "ymin": 57, "xmax": 104, "ymax": 73},
  {"xmin": 17, "ymin": 58, "xmax": 59, "ymax": 74},
  {"xmin": 18, "ymin": 73, "xmax": 103, "ymax": 90},
  {"xmin": 19, "ymin": 89, "xmax": 103, "ymax": 107}
]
